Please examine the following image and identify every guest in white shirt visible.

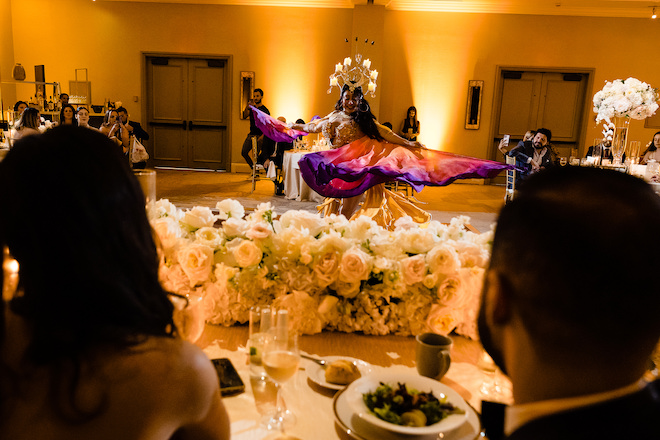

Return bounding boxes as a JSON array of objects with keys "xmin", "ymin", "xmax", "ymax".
[{"xmin": 478, "ymin": 166, "xmax": 660, "ymax": 440}]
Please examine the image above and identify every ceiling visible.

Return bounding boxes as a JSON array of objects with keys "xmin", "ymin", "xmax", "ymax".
[{"xmin": 99, "ymin": 0, "xmax": 660, "ymax": 18}]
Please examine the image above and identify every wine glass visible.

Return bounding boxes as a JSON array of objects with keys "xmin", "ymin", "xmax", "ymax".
[
  {"xmin": 477, "ymin": 350, "xmax": 503, "ymax": 399},
  {"xmin": 262, "ymin": 328, "xmax": 300, "ymax": 438}
]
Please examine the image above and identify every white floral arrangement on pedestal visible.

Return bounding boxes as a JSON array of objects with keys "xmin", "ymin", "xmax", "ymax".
[
  {"xmin": 593, "ymin": 77, "xmax": 659, "ymax": 124},
  {"xmin": 150, "ymin": 199, "xmax": 493, "ymax": 340}
]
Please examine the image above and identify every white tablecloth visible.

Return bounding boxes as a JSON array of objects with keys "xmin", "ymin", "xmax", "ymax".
[
  {"xmin": 283, "ymin": 151, "xmax": 325, "ymax": 203},
  {"xmin": 204, "ymin": 341, "xmax": 512, "ymax": 440}
]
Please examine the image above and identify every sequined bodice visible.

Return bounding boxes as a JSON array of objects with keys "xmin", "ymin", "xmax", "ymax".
[{"xmin": 321, "ymin": 111, "xmax": 363, "ymax": 148}]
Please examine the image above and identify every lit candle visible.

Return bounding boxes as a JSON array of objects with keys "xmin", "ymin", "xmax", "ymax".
[
  {"xmin": 362, "ymin": 59, "xmax": 371, "ymax": 69},
  {"xmin": 370, "ymin": 70, "xmax": 378, "ymax": 80},
  {"xmin": 368, "ymin": 82, "xmax": 376, "ymax": 93},
  {"xmin": 344, "ymin": 57, "xmax": 352, "ymax": 67},
  {"xmin": 330, "ymin": 77, "xmax": 339, "ymax": 87},
  {"xmin": 335, "ymin": 63, "xmax": 342, "ymax": 73}
]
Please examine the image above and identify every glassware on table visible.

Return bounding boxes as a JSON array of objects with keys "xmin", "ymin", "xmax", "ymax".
[
  {"xmin": 477, "ymin": 350, "xmax": 503, "ymax": 400},
  {"xmin": 170, "ymin": 293, "xmax": 205, "ymax": 344},
  {"xmin": 592, "ymin": 143, "xmax": 602, "ymax": 167},
  {"xmin": 262, "ymin": 310, "xmax": 301, "ymax": 439},
  {"xmin": 627, "ymin": 141, "xmax": 641, "ymax": 164},
  {"xmin": 559, "ymin": 156, "xmax": 567, "ymax": 166}
]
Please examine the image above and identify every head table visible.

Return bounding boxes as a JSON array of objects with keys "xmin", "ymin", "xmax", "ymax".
[{"xmin": 198, "ymin": 324, "xmax": 512, "ymax": 440}]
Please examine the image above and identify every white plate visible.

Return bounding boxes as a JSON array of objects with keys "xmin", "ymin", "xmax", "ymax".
[
  {"xmin": 333, "ymin": 385, "xmax": 480, "ymax": 440},
  {"xmin": 305, "ymin": 356, "xmax": 372, "ymax": 391},
  {"xmin": 344, "ymin": 372, "xmax": 469, "ymax": 436}
]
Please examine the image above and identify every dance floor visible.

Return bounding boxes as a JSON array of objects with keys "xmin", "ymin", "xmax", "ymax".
[{"xmin": 154, "ymin": 169, "xmax": 506, "ymax": 233}]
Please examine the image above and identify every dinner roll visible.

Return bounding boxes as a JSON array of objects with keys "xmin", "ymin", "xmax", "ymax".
[{"xmin": 325, "ymin": 359, "xmax": 361, "ymax": 385}]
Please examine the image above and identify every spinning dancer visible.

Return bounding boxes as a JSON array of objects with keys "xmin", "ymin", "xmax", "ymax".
[{"xmin": 252, "ymin": 54, "xmax": 511, "ymax": 230}]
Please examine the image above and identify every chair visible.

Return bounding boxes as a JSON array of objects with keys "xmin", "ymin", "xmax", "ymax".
[
  {"xmin": 251, "ymin": 136, "xmax": 260, "ymax": 193},
  {"xmin": 385, "ymin": 181, "xmax": 413, "ymax": 198},
  {"xmin": 504, "ymin": 155, "xmax": 517, "ymax": 203}
]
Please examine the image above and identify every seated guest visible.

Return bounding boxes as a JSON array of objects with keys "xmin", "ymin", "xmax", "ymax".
[
  {"xmin": 585, "ymin": 139, "xmax": 615, "ymax": 162},
  {"xmin": 13, "ymin": 100, "xmax": 27, "ymax": 116},
  {"xmin": 57, "ymin": 104, "xmax": 78, "ymax": 126},
  {"xmin": 76, "ymin": 106, "xmax": 98, "ymax": 130},
  {"xmin": 100, "ymin": 109, "xmax": 130, "ymax": 154},
  {"xmin": 479, "ymin": 166, "xmax": 660, "ymax": 440},
  {"xmin": 640, "ymin": 131, "xmax": 660, "ymax": 164},
  {"xmin": 11, "ymin": 107, "xmax": 41, "ymax": 140},
  {"xmin": 0, "ymin": 126, "xmax": 230, "ymax": 440},
  {"xmin": 507, "ymin": 128, "xmax": 554, "ymax": 177}
]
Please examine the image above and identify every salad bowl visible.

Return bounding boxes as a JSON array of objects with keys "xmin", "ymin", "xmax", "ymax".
[{"xmin": 344, "ymin": 372, "xmax": 469, "ymax": 436}]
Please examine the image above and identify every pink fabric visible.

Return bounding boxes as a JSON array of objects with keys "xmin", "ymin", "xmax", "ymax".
[{"xmin": 250, "ymin": 106, "xmax": 308, "ymax": 142}]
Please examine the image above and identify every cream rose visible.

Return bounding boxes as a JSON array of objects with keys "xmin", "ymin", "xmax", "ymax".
[
  {"xmin": 436, "ymin": 276, "xmax": 465, "ymax": 307},
  {"xmin": 182, "ymin": 206, "xmax": 217, "ymax": 230},
  {"xmin": 400, "ymin": 254, "xmax": 427, "ymax": 285},
  {"xmin": 246, "ymin": 221, "xmax": 272, "ymax": 240},
  {"xmin": 313, "ymin": 250, "xmax": 341, "ymax": 287},
  {"xmin": 426, "ymin": 304, "xmax": 458, "ymax": 335},
  {"xmin": 194, "ymin": 227, "xmax": 225, "ymax": 250},
  {"xmin": 151, "ymin": 217, "xmax": 183, "ymax": 253},
  {"xmin": 426, "ymin": 243, "xmax": 460, "ymax": 274},
  {"xmin": 454, "ymin": 241, "xmax": 489, "ymax": 268},
  {"xmin": 339, "ymin": 248, "xmax": 372, "ymax": 283},
  {"xmin": 233, "ymin": 240, "xmax": 263, "ymax": 268},
  {"xmin": 177, "ymin": 244, "xmax": 215, "ymax": 287}
]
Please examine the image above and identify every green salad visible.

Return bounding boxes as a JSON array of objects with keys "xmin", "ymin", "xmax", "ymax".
[{"xmin": 362, "ymin": 382, "xmax": 465, "ymax": 427}]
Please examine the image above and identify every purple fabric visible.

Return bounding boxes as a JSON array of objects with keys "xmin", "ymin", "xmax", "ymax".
[
  {"xmin": 298, "ymin": 136, "xmax": 514, "ymax": 198},
  {"xmin": 250, "ymin": 106, "xmax": 308, "ymax": 142}
]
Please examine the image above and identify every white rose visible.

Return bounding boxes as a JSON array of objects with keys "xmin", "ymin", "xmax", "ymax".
[
  {"xmin": 246, "ymin": 221, "xmax": 272, "ymax": 240},
  {"xmin": 223, "ymin": 217, "xmax": 248, "ymax": 238},
  {"xmin": 177, "ymin": 244, "xmax": 215, "ymax": 287},
  {"xmin": 339, "ymin": 248, "xmax": 372, "ymax": 283},
  {"xmin": 233, "ymin": 240, "xmax": 263, "ymax": 268},
  {"xmin": 454, "ymin": 241, "xmax": 489, "ymax": 268},
  {"xmin": 332, "ymin": 279, "xmax": 361, "ymax": 298},
  {"xmin": 426, "ymin": 243, "xmax": 460, "ymax": 274},
  {"xmin": 182, "ymin": 206, "xmax": 217, "ymax": 230},
  {"xmin": 216, "ymin": 199, "xmax": 245, "ymax": 220},
  {"xmin": 399, "ymin": 254, "xmax": 427, "ymax": 285},
  {"xmin": 279, "ymin": 210, "xmax": 324, "ymax": 237},
  {"xmin": 151, "ymin": 198, "xmax": 180, "ymax": 220}
]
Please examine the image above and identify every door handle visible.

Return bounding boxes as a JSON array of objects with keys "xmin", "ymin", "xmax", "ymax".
[
  {"xmin": 182, "ymin": 120, "xmax": 187, "ymax": 130},
  {"xmin": 188, "ymin": 120, "xmax": 193, "ymax": 131}
]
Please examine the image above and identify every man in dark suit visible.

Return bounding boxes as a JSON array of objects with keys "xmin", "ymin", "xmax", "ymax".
[
  {"xmin": 117, "ymin": 106, "xmax": 150, "ymax": 170},
  {"xmin": 478, "ymin": 166, "xmax": 660, "ymax": 440},
  {"xmin": 507, "ymin": 128, "xmax": 555, "ymax": 177}
]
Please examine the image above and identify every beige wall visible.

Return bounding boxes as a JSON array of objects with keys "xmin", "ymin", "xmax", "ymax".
[{"xmin": 3, "ymin": 1, "xmax": 660, "ymax": 168}]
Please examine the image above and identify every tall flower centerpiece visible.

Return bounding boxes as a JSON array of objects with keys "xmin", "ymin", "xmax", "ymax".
[
  {"xmin": 593, "ymin": 77, "xmax": 659, "ymax": 164},
  {"xmin": 150, "ymin": 199, "xmax": 494, "ymax": 340}
]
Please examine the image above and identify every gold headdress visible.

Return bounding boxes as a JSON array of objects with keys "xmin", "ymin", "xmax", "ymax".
[{"xmin": 328, "ymin": 40, "xmax": 379, "ymax": 97}]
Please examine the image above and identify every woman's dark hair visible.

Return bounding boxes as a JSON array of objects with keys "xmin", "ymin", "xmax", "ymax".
[
  {"xmin": 59, "ymin": 104, "xmax": 78, "ymax": 126},
  {"xmin": 0, "ymin": 126, "xmax": 175, "ymax": 420},
  {"xmin": 334, "ymin": 84, "xmax": 382, "ymax": 141},
  {"xmin": 13, "ymin": 101, "xmax": 27, "ymax": 112},
  {"xmin": 15, "ymin": 107, "xmax": 40, "ymax": 130},
  {"xmin": 403, "ymin": 105, "xmax": 418, "ymax": 134}
]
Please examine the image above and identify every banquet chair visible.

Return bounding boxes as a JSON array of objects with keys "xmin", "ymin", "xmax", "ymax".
[
  {"xmin": 385, "ymin": 181, "xmax": 413, "ymax": 198},
  {"xmin": 504, "ymin": 155, "xmax": 517, "ymax": 203},
  {"xmin": 251, "ymin": 136, "xmax": 260, "ymax": 193}
]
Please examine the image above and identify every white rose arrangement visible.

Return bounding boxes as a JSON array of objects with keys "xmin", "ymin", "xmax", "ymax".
[
  {"xmin": 593, "ymin": 77, "xmax": 658, "ymax": 124},
  {"xmin": 152, "ymin": 200, "xmax": 492, "ymax": 339}
]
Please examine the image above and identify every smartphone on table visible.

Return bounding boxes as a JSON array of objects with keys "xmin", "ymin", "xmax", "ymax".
[{"xmin": 211, "ymin": 358, "xmax": 246, "ymax": 397}]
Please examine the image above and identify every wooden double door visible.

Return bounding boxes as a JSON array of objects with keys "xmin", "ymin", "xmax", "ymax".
[
  {"xmin": 146, "ymin": 56, "xmax": 230, "ymax": 170},
  {"xmin": 493, "ymin": 70, "xmax": 590, "ymax": 159}
]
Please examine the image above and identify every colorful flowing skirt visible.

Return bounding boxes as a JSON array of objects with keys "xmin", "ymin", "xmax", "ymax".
[
  {"xmin": 299, "ymin": 137, "xmax": 511, "ymax": 229},
  {"xmin": 299, "ymin": 136, "xmax": 511, "ymax": 199}
]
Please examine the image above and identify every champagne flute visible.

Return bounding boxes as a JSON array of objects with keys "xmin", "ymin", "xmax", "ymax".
[{"xmin": 262, "ymin": 313, "xmax": 300, "ymax": 439}]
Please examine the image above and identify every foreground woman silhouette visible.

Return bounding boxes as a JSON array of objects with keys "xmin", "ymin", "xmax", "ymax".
[{"xmin": 0, "ymin": 126, "xmax": 230, "ymax": 440}]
